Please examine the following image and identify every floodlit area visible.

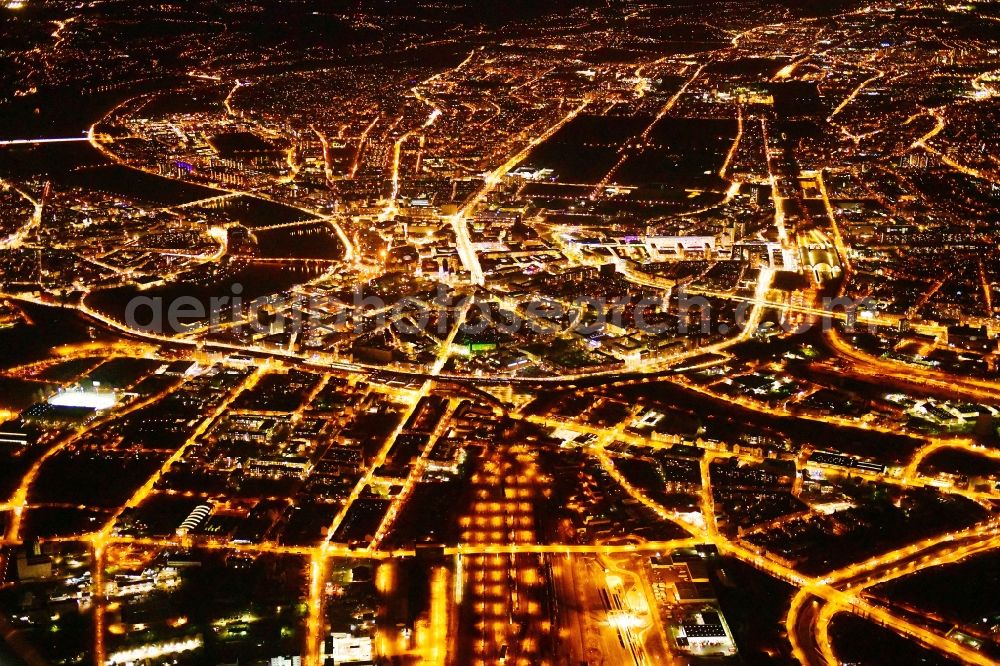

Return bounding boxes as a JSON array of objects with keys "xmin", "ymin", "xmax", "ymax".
[
  {"xmin": 1, "ymin": 0, "xmax": 1000, "ymax": 664},
  {"xmin": 47, "ymin": 388, "xmax": 119, "ymax": 411}
]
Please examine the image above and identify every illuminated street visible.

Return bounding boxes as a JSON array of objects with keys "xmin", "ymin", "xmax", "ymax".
[{"xmin": 1, "ymin": 1, "xmax": 1000, "ymax": 665}]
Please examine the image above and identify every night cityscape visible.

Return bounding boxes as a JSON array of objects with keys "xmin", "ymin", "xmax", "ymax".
[{"xmin": 0, "ymin": 0, "xmax": 999, "ymax": 664}]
